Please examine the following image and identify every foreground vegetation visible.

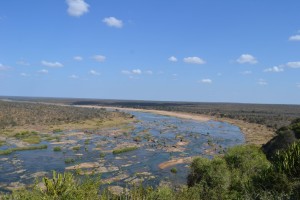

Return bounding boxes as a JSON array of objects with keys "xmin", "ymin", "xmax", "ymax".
[{"xmin": 2, "ymin": 119, "xmax": 300, "ymax": 199}]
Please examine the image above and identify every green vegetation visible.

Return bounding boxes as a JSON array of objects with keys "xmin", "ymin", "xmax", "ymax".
[
  {"xmin": 0, "ymin": 145, "xmax": 47, "ymax": 155},
  {"xmin": 133, "ymin": 136, "xmax": 142, "ymax": 142},
  {"xmin": 72, "ymin": 146, "xmax": 81, "ymax": 151},
  {"xmin": 2, "ymin": 144, "xmax": 295, "ymax": 200},
  {"xmin": 53, "ymin": 129, "xmax": 62, "ymax": 133},
  {"xmin": 14, "ymin": 131, "xmax": 41, "ymax": 144},
  {"xmin": 0, "ymin": 140, "xmax": 5, "ymax": 146},
  {"xmin": 53, "ymin": 146, "xmax": 62, "ymax": 152},
  {"xmin": 84, "ymin": 139, "xmax": 90, "ymax": 145},
  {"xmin": 170, "ymin": 167, "xmax": 177, "ymax": 174},
  {"xmin": 64, "ymin": 158, "xmax": 75, "ymax": 164},
  {"xmin": 112, "ymin": 146, "xmax": 138, "ymax": 154},
  {"xmin": 3, "ymin": 138, "xmax": 300, "ymax": 199},
  {"xmin": 99, "ymin": 152, "xmax": 105, "ymax": 158}
]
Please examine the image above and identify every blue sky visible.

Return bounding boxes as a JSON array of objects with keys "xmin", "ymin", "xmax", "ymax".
[{"xmin": 0, "ymin": 0, "xmax": 299, "ymax": 104}]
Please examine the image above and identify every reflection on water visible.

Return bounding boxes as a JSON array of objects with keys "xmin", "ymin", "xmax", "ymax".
[{"xmin": 0, "ymin": 110, "xmax": 244, "ymax": 190}]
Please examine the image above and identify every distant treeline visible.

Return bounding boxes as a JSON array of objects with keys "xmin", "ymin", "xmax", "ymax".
[
  {"xmin": 1, "ymin": 96, "xmax": 300, "ymax": 129},
  {"xmin": 0, "ymin": 101, "xmax": 128, "ymax": 130},
  {"xmin": 71, "ymin": 100, "xmax": 300, "ymax": 129}
]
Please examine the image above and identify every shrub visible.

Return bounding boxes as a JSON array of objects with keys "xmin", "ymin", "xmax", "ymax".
[
  {"xmin": 272, "ymin": 141, "xmax": 300, "ymax": 178},
  {"xmin": 5, "ymin": 171, "xmax": 101, "ymax": 200},
  {"xmin": 64, "ymin": 158, "xmax": 75, "ymax": 164},
  {"xmin": 99, "ymin": 152, "xmax": 105, "ymax": 158},
  {"xmin": 170, "ymin": 168, "xmax": 177, "ymax": 174},
  {"xmin": 53, "ymin": 146, "xmax": 62, "ymax": 152},
  {"xmin": 112, "ymin": 146, "xmax": 138, "ymax": 154},
  {"xmin": 187, "ymin": 156, "xmax": 230, "ymax": 199},
  {"xmin": 72, "ymin": 146, "xmax": 81, "ymax": 151}
]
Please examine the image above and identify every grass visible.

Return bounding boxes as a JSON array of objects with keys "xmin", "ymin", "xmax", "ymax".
[
  {"xmin": 23, "ymin": 135, "xmax": 41, "ymax": 144},
  {"xmin": 72, "ymin": 146, "xmax": 81, "ymax": 151},
  {"xmin": 100, "ymin": 152, "xmax": 106, "ymax": 158},
  {"xmin": 0, "ymin": 140, "xmax": 5, "ymax": 147},
  {"xmin": 170, "ymin": 167, "xmax": 178, "ymax": 174},
  {"xmin": 133, "ymin": 136, "xmax": 142, "ymax": 142},
  {"xmin": 64, "ymin": 158, "xmax": 75, "ymax": 164},
  {"xmin": 84, "ymin": 139, "xmax": 90, "ymax": 145},
  {"xmin": 14, "ymin": 131, "xmax": 41, "ymax": 144},
  {"xmin": 53, "ymin": 146, "xmax": 62, "ymax": 151},
  {"xmin": 53, "ymin": 129, "xmax": 62, "ymax": 133},
  {"xmin": 0, "ymin": 145, "xmax": 48, "ymax": 155},
  {"xmin": 112, "ymin": 146, "xmax": 138, "ymax": 154}
]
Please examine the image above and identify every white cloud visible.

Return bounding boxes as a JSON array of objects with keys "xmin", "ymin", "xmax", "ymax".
[
  {"xmin": 89, "ymin": 70, "xmax": 100, "ymax": 76},
  {"xmin": 258, "ymin": 79, "xmax": 267, "ymax": 85},
  {"xmin": 41, "ymin": 60, "xmax": 63, "ymax": 68},
  {"xmin": 289, "ymin": 35, "xmax": 300, "ymax": 41},
  {"xmin": 200, "ymin": 79, "xmax": 212, "ymax": 84},
  {"xmin": 241, "ymin": 70, "xmax": 252, "ymax": 75},
  {"xmin": 168, "ymin": 56, "xmax": 178, "ymax": 62},
  {"xmin": 70, "ymin": 74, "xmax": 79, "ymax": 79},
  {"xmin": 264, "ymin": 66, "xmax": 284, "ymax": 73},
  {"xmin": 38, "ymin": 69, "xmax": 48, "ymax": 74},
  {"xmin": 236, "ymin": 54, "xmax": 257, "ymax": 64},
  {"xmin": 73, "ymin": 56, "xmax": 83, "ymax": 61},
  {"xmin": 102, "ymin": 17, "xmax": 123, "ymax": 28},
  {"xmin": 122, "ymin": 69, "xmax": 149, "ymax": 75},
  {"xmin": 144, "ymin": 70, "xmax": 153, "ymax": 75},
  {"xmin": 286, "ymin": 61, "xmax": 300, "ymax": 68},
  {"xmin": 66, "ymin": 0, "xmax": 89, "ymax": 17},
  {"xmin": 0, "ymin": 63, "xmax": 10, "ymax": 71},
  {"xmin": 20, "ymin": 73, "xmax": 30, "ymax": 77},
  {"xmin": 132, "ymin": 69, "xmax": 142, "ymax": 74},
  {"xmin": 183, "ymin": 57, "xmax": 206, "ymax": 64},
  {"xmin": 93, "ymin": 55, "xmax": 106, "ymax": 62}
]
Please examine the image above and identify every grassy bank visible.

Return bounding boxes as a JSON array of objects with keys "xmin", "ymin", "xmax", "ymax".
[
  {"xmin": 112, "ymin": 146, "xmax": 139, "ymax": 154},
  {"xmin": 0, "ymin": 145, "xmax": 47, "ymax": 155}
]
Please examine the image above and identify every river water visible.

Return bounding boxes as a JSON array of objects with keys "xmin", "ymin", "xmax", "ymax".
[{"xmin": 0, "ymin": 110, "xmax": 244, "ymax": 191}]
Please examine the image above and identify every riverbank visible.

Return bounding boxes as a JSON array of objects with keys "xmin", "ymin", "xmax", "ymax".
[{"xmin": 78, "ymin": 105, "xmax": 275, "ymax": 146}]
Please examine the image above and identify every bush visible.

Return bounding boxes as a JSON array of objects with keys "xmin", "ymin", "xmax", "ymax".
[
  {"xmin": 112, "ymin": 146, "xmax": 138, "ymax": 154},
  {"xmin": 170, "ymin": 168, "xmax": 177, "ymax": 174},
  {"xmin": 187, "ymin": 157, "xmax": 230, "ymax": 199},
  {"xmin": 272, "ymin": 141, "xmax": 300, "ymax": 179},
  {"xmin": 5, "ymin": 171, "xmax": 101, "ymax": 200},
  {"xmin": 53, "ymin": 146, "xmax": 62, "ymax": 152},
  {"xmin": 72, "ymin": 146, "xmax": 81, "ymax": 151},
  {"xmin": 65, "ymin": 158, "xmax": 75, "ymax": 164},
  {"xmin": 252, "ymin": 168, "xmax": 292, "ymax": 196}
]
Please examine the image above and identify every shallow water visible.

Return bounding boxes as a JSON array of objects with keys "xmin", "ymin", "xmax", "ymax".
[{"xmin": 0, "ymin": 110, "xmax": 244, "ymax": 191}]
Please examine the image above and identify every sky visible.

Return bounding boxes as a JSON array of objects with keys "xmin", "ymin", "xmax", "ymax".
[{"xmin": 0, "ymin": 0, "xmax": 300, "ymax": 104}]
